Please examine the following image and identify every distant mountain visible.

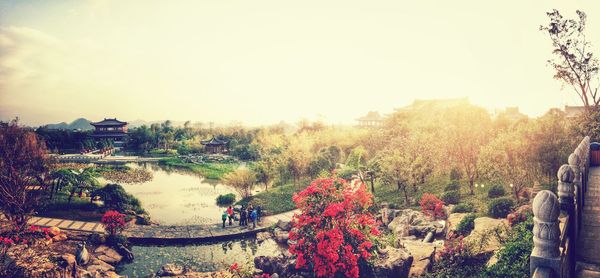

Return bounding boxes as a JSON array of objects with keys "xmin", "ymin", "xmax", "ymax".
[{"xmin": 44, "ymin": 118, "xmax": 93, "ymax": 130}]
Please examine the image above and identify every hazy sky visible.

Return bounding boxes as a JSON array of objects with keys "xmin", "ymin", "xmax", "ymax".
[{"xmin": 1, "ymin": 0, "xmax": 599, "ymax": 126}]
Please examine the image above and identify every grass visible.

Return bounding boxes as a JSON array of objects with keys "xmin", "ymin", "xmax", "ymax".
[
  {"xmin": 38, "ymin": 192, "xmax": 104, "ymax": 222},
  {"xmin": 158, "ymin": 157, "xmax": 238, "ymax": 179},
  {"xmin": 235, "ymin": 183, "xmax": 300, "ymax": 215}
]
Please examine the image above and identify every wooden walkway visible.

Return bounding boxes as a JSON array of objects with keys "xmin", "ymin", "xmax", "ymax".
[{"xmin": 576, "ymin": 167, "xmax": 600, "ymax": 275}]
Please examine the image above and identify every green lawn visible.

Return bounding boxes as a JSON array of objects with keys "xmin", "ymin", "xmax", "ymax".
[
  {"xmin": 158, "ymin": 157, "xmax": 238, "ymax": 180},
  {"xmin": 236, "ymin": 183, "xmax": 300, "ymax": 215}
]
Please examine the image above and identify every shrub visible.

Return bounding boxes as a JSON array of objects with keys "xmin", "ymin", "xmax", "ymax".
[
  {"xmin": 484, "ymin": 217, "xmax": 533, "ymax": 277},
  {"xmin": 441, "ymin": 190, "xmax": 461, "ymax": 204},
  {"xmin": 216, "ymin": 193, "xmax": 236, "ymax": 205},
  {"xmin": 452, "ymin": 202, "xmax": 475, "ymax": 213},
  {"xmin": 488, "ymin": 185, "xmax": 506, "ymax": 198},
  {"xmin": 92, "ymin": 184, "xmax": 145, "ymax": 214},
  {"xmin": 455, "ymin": 214, "xmax": 476, "ymax": 236},
  {"xmin": 444, "ymin": 183, "xmax": 460, "ymax": 192},
  {"xmin": 101, "ymin": 210, "xmax": 127, "ymax": 236},
  {"xmin": 488, "ymin": 197, "xmax": 514, "ymax": 218},
  {"xmin": 419, "ymin": 193, "xmax": 445, "ymax": 219},
  {"xmin": 288, "ymin": 178, "xmax": 380, "ymax": 278}
]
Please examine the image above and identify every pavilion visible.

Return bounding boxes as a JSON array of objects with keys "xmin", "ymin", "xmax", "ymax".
[
  {"xmin": 90, "ymin": 118, "xmax": 128, "ymax": 147},
  {"xmin": 201, "ymin": 137, "xmax": 228, "ymax": 153},
  {"xmin": 356, "ymin": 111, "xmax": 385, "ymax": 127}
]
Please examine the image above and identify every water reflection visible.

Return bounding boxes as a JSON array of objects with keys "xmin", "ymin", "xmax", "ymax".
[
  {"xmin": 114, "ymin": 163, "xmax": 238, "ymax": 225},
  {"xmin": 117, "ymin": 239, "xmax": 285, "ymax": 277}
]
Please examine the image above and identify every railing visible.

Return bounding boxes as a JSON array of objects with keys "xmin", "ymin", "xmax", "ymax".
[{"xmin": 531, "ymin": 136, "xmax": 590, "ymax": 278}]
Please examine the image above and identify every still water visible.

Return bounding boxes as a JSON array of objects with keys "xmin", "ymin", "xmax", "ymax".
[
  {"xmin": 117, "ymin": 238, "xmax": 286, "ymax": 276},
  {"xmin": 103, "ymin": 163, "xmax": 238, "ymax": 225}
]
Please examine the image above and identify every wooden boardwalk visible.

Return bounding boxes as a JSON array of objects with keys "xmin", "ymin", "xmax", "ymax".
[{"xmin": 576, "ymin": 167, "xmax": 600, "ymax": 275}]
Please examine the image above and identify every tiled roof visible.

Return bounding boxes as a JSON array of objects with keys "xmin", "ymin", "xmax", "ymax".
[{"xmin": 91, "ymin": 118, "xmax": 128, "ymax": 126}]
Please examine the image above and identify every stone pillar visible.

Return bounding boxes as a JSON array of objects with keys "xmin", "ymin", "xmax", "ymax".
[
  {"xmin": 557, "ymin": 164, "xmax": 575, "ymax": 210},
  {"xmin": 530, "ymin": 190, "xmax": 561, "ymax": 277}
]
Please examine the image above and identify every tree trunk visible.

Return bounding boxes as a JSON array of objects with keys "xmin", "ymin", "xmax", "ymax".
[
  {"xmin": 469, "ymin": 178, "xmax": 475, "ymax": 195},
  {"xmin": 370, "ymin": 176, "xmax": 375, "ymax": 193}
]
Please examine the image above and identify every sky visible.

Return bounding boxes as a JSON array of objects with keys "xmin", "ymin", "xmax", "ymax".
[{"xmin": 0, "ymin": 0, "xmax": 599, "ymax": 127}]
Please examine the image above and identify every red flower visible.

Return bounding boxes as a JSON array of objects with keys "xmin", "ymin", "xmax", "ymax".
[
  {"xmin": 229, "ymin": 262, "xmax": 239, "ymax": 272},
  {"xmin": 101, "ymin": 210, "xmax": 127, "ymax": 236}
]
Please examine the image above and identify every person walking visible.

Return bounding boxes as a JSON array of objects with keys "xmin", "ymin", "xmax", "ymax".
[
  {"xmin": 250, "ymin": 209, "xmax": 258, "ymax": 229},
  {"xmin": 256, "ymin": 205, "xmax": 262, "ymax": 222},
  {"xmin": 240, "ymin": 207, "xmax": 247, "ymax": 226},
  {"xmin": 221, "ymin": 211, "xmax": 228, "ymax": 228},
  {"xmin": 227, "ymin": 206, "xmax": 234, "ymax": 226}
]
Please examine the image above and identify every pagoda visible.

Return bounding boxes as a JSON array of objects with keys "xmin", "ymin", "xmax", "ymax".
[
  {"xmin": 90, "ymin": 118, "xmax": 128, "ymax": 147},
  {"xmin": 201, "ymin": 137, "xmax": 228, "ymax": 153}
]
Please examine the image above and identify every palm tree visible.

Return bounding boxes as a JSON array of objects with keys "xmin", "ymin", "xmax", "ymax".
[
  {"xmin": 68, "ymin": 168, "xmax": 99, "ymax": 204},
  {"xmin": 49, "ymin": 169, "xmax": 77, "ymax": 199}
]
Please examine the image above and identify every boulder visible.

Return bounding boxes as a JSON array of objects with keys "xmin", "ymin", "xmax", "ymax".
[
  {"xmin": 464, "ymin": 217, "xmax": 509, "ymax": 255},
  {"xmin": 87, "ymin": 258, "xmax": 115, "ymax": 273},
  {"xmin": 48, "ymin": 226, "xmax": 61, "ymax": 237},
  {"xmin": 273, "ymin": 228, "xmax": 289, "ymax": 244},
  {"xmin": 116, "ymin": 243, "xmax": 135, "ymax": 262},
  {"xmin": 256, "ymin": 231, "xmax": 272, "ymax": 243},
  {"xmin": 388, "ymin": 209, "xmax": 445, "ymax": 238},
  {"xmin": 402, "ymin": 240, "xmax": 438, "ymax": 277},
  {"xmin": 156, "ymin": 263, "xmax": 185, "ymax": 276},
  {"xmin": 363, "ymin": 246, "xmax": 413, "ymax": 278},
  {"xmin": 276, "ymin": 220, "xmax": 292, "ymax": 231},
  {"xmin": 53, "ymin": 233, "xmax": 68, "ymax": 242},
  {"xmin": 94, "ymin": 245, "xmax": 123, "ymax": 265}
]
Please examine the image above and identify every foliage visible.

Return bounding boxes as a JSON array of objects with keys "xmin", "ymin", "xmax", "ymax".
[
  {"xmin": 92, "ymin": 184, "xmax": 145, "ymax": 214},
  {"xmin": 541, "ymin": 9, "xmax": 598, "ymax": 108},
  {"xmin": 452, "ymin": 202, "xmax": 475, "ymax": 213},
  {"xmin": 484, "ymin": 216, "xmax": 533, "ymax": 278},
  {"xmin": 455, "ymin": 214, "xmax": 476, "ymax": 236},
  {"xmin": 222, "ymin": 168, "xmax": 257, "ymax": 198},
  {"xmin": 444, "ymin": 183, "xmax": 460, "ymax": 192},
  {"xmin": 101, "ymin": 210, "xmax": 127, "ymax": 236},
  {"xmin": 507, "ymin": 210, "xmax": 530, "ymax": 227},
  {"xmin": 0, "ymin": 120, "xmax": 50, "ymax": 233},
  {"xmin": 487, "ymin": 185, "xmax": 506, "ymax": 199},
  {"xmin": 488, "ymin": 197, "xmax": 514, "ymax": 218},
  {"xmin": 441, "ymin": 190, "xmax": 461, "ymax": 204},
  {"xmin": 419, "ymin": 193, "xmax": 445, "ymax": 219},
  {"xmin": 288, "ymin": 178, "xmax": 380, "ymax": 278},
  {"xmin": 159, "ymin": 157, "xmax": 237, "ymax": 179},
  {"xmin": 236, "ymin": 183, "xmax": 299, "ymax": 215},
  {"xmin": 216, "ymin": 193, "xmax": 236, "ymax": 206},
  {"xmin": 428, "ymin": 232, "xmax": 488, "ymax": 278}
]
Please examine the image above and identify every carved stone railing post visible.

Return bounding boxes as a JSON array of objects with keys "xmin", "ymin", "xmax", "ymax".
[
  {"xmin": 557, "ymin": 164, "xmax": 575, "ymax": 211},
  {"xmin": 530, "ymin": 190, "xmax": 561, "ymax": 277}
]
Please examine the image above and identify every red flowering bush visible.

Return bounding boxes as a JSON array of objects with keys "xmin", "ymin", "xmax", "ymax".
[
  {"xmin": 419, "ymin": 193, "xmax": 446, "ymax": 219},
  {"xmin": 288, "ymin": 178, "xmax": 380, "ymax": 278},
  {"xmin": 101, "ymin": 210, "xmax": 127, "ymax": 236},
  {"xmin": 228, "ymin": 261, "xmax": 265, "ymax": 278},
  {"xmin": 507, "ymin": 211, "xmax": 528, "ymax": 226}
]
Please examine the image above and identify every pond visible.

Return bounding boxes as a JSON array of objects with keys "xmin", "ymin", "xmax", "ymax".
[
  {"xmin": 101, "ymin": 162, "xmax": 238, "ymax": 225},
  {"xmin": 116, "ymin": 238, "xmax": 286, "ymax": 276}
]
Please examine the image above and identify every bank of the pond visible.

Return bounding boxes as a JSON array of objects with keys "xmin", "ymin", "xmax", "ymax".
[
  {"xmin": 236, "ymin": 183, "xmax": 298, "ymax": 216},
  {"xmin": 158, "ymin": 157, "xmax": 238, "ymax": 180},
  {"xmin": 116, "ymin": 238, "xmax": 286, "ymax": 277}
]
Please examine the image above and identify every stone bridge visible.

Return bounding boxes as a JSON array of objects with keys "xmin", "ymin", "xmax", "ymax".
[{"xmin": 531, "ymin": 136, "xmax": 600, "ymax": 278}]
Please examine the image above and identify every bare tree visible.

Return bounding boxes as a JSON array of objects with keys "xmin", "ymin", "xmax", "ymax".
[
  {"xmin": 0, "ymin": 120, "xmax": 50, "ymax": 232},
  {"xmin": 541, "ymin": 10, "xmax": 599, "ymax": 109}
]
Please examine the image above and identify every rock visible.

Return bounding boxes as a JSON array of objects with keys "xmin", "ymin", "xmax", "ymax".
[
  {"xmin": 60, "ymin": 253, "xmax": 77, "ymax": 268},
  {"xmin": 48, "ymin": 226, "xmax": 61, "ymax": 237},
  {"xmin": 53, "ymin": 233, "xmax": 68, "ymax": 242},
  {"xmin": 76, "ymin": 241, "xmax": 90, "ymax": 266},
  {"xmin": 388, "ymin": 209, "xmax": 445, "ymax": 238},
  {"xmin": 464, "ymin": 217, "xmax": 509, "ymax": 255},
  {"xmin": 363, "ymin": 246, "xmax": 413, "ymax": 278},
  {"xmin": 276, "ymin": 220, "xmax": 292, "ymax": 231},
  {"xmin": 87, "ymin": 258, "xmax": 115, "ymax": 273},
  {"xmin": 157, "ymin": 263, "xmax": 185, "ymax": 276},
  {"xmin": 254, "ymin": 255, "xmax": 296, "ymax": 276},
  {"xmin": 273, "ymin": 228, "xmax": 289, "ymax": 243},
  {"xmin": 89, "ymin": 233, "xmax": 107, "ymax": 245},
  {"xmin": 116, "ymin": 243, "xmax": 135, "ymax": 261},
  {"xmin": 446, "ymin": 213, "xmax": 469, "ymax": 234},
  {"xmin": 94, "ymin": 245, "xmax": 123, "ymax": 265},
  {"xmin": 402, "ymin": 240, "xmax": 438, "ymax": 277},
  {"xmin": 256, "ymin": 231, "xmax": 272, "ymax": 243},
  {"xmin": 271, "ymin": 273, "xmax": 279, "ymax": 278}
]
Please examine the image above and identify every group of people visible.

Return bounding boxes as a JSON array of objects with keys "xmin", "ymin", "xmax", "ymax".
[{"xmin": 221, "ymin": 204, "xmax": 262, "ymax": 229}]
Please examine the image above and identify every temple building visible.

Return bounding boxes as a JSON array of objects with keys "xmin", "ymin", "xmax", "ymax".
[
  {"xmin": 90, "ymin": 118, "xmax": 128, "ymax": 147},
  {"xmin": 201, "ymin": 137, "xmax": 228, "ymax": 153},
  {"xmin": 356, "ymin": 111, "xmax": 385, "ymax": 127}
]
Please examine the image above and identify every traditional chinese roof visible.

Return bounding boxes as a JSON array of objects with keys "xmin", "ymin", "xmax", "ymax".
[
  {"xmin": 91, "ymin": 133, "xmax": 127, "ymax": 137},
  {"xmin": 201, "ymin": 137, "xmax": 228, "ymax": 146},
  {"xmin": 356, "ymin": 111, "xmax": 385, "ymax": 122},
  {"xmin": 90, "ymin": 118, "xmax": 128, "ymax": 126}
]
